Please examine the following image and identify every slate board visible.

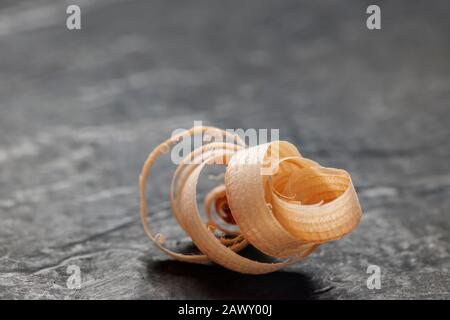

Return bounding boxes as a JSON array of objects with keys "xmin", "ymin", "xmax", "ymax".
[{"xmin": 0, "ymin": 0, "xmax": 449, "ymax": 299}]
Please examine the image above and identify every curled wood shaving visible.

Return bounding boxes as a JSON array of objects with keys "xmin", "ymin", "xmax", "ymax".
[{"xmin": 139, "ymin": 126, "xmax": 361, "ymax": 274}]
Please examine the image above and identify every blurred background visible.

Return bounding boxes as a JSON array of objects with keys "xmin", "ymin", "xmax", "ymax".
[{"xmin": 0, "ymin": 0, "xmax": 449, "ymax": 299}]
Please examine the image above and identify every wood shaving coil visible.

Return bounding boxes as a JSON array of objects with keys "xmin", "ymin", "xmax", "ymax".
[{"xmin": 139, "ymin": 126, "xmax": 361, "ymax": 274}]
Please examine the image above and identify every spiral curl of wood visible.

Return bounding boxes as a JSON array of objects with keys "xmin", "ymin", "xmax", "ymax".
[{"xmin": 139, "ymin": 126, "xmax": 361, "ymax": 274}]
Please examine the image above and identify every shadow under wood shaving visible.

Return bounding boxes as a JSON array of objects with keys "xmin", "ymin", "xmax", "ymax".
[{"xmin": 147, "ymin": 259, "xmax": 318, "ymax": 300}]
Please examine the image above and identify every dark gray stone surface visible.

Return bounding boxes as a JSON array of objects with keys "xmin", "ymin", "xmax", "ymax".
[{"xmin": 0, "ymin": 0, "xmax": 449, "ymax": 299}]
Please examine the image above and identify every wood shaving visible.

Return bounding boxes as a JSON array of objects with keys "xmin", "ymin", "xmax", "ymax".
[{"xmin": 139, "ymin": 126, "xmax": 361, "ymax": 274}]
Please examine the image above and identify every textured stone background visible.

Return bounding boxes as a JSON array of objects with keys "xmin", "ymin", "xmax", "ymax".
[{"xmin": 0, "ymin": 0, "xmax": 449, "ymax": 299}]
